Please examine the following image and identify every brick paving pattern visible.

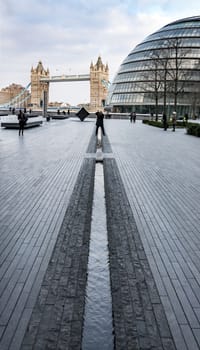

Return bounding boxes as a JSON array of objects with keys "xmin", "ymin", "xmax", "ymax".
[
  {"xmin": 0, "ymin": 118, "xmax": 94, "ymax": 350},
  {"xmin": 0, "ymin": 117, "xmax": 200, "ymax": 349},
  {"xmin": 104, "ymin": 120, "xmax": 200, "ymax": 350},
  {"xmin": 104, "ymin": 157, "xmax": 176, "ymax": 350},
  {"xmin": 21, "ymin": 158, "xmax": 95, "ymax": 350}
]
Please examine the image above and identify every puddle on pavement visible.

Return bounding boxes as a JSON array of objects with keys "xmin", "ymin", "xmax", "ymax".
[{"xmin": 82, "ymin": 160, "xmax": 114, "ymax": 350}]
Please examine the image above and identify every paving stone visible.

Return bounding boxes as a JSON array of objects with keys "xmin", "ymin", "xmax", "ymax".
[
  {"xmin": 181, "ymin": 325, "xmax": 200, "ymax": 350},
  {"xmin": 103, "ymin": 157, "xmax": 176, "ymax": 350},
  {"xmin": 102, "ymin": 133, "xmax": 112, "ymax": 153},
  {"xmin": 104, "ymin": 120, "xmax": 200, "ymax": 349},
  {"xmin": 1, "ymin": 119, "xmax": 200, "ymax": 349},
  {"xmin": 20, "ymin": 158, "xmax": 95, "ymax": 349}
]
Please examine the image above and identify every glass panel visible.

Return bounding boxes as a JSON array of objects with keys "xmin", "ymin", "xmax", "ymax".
[{"xmin": 109, "ymin": 16, "xmax": 200, "ymax": 111}]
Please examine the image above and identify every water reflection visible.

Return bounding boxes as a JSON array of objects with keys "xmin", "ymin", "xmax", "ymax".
[{"xmin": 82, "ymin": 163, "xmax": 114, "ymax": 350}]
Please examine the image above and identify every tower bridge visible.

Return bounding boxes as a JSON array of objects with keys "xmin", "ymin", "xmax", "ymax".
[
  {"xmin": 31, "ymin": 56, "xmax": 109, "ymax": 111},
  {"xmin": 0, "ymin": 57, "xmax": 109, "ymax": 110}
]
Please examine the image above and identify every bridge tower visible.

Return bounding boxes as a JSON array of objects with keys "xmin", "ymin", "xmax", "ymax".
[
  {"xmin": 90, "ymin": 56, "xmax": 109, "ymax": 110},
  {"xmin": 31, "ymin": 61, "xmax": 49, "ymax": 108}
]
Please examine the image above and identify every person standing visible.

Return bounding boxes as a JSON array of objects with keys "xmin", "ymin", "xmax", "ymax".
[
  {"xmin": 162, "ymin": 113, "xmax": 168, "ymax": 131},
  {"xmin": 18, "ymin": 110, "xmax": 27, "ymax": 136},
  {"xmin": 130, "ymin": 112, "xmax": 133, "ymax": 123},
  {"xmin": 133, "ymin": 111, "xmax": 136, "ymax": 123},
  {"xmin": 184, "ymin": 113, "xmax": 188, "ymax": 124},
  {"xmin": 172, "ymin": 111, "xmax": 177, "ymax": 132},
  {"xmin": 95, "ymin": 110, "xmax": 105, "ymax": 136}
]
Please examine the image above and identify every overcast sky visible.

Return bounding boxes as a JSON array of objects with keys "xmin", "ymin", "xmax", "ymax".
[{"xmin": 0, "ymin": 0, "xmax": 199, "ymax": 105}]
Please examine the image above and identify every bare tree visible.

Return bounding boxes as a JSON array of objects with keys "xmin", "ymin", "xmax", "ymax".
[
  {"xmin": 188, "ymin": 59, "xmax": 200, "ymax": 117},
  {"xmin": 141, "ymin": 51, "xmax": 163, "ymax": 120},
  {"xmin": 166, "ymin": 37, "xmax": 191, "ymax": 113},
  {"xmin": 141, "ymin": 38, "xmax": 193, "ymax": 117},
  {"xmin": 157, "ymin": 47, "xmax": 171, "ymax": 115}
]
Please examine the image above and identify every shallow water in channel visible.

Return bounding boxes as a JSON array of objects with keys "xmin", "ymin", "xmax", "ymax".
[{"xmin": 82, "ymin": 163, "xmax": 114, "ymax": 350}]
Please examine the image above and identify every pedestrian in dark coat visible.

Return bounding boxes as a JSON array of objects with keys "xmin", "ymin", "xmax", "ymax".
[
  {"xmin": 184, "ymin": 113, "xmax": 188, "ymax": 124},
  {"xmin": 162, "ymin": 113, "xmax": 168, "ymax": 130},
  {"xmin": 95, "ymin": 110, "xmax": 105, "ymax": 136},
  {"xmin": 18, "ymin": 110, "xmax": 27, "ymax": 136}
]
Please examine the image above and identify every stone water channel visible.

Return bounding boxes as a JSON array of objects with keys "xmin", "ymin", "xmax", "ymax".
[
  {"xmin": 8, "ymin": 125, "xmax": 177, "ymax": 350},
  {"xmin": 82, "ymin": 137, "xmax": 114, "ymax": 349}
]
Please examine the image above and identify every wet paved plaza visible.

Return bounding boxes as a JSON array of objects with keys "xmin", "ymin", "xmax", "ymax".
[{"xmin": 0, "ymin": 117, "xmax": 200, "ymax": 349}]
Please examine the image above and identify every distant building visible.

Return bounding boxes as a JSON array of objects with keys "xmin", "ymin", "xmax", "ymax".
[
  {"xmin": 107, "ymin": 16, "xmax": 200, "ymax": 116},
  {"xmin": 48, "ymin": 102, "xmax": 69, "ymax": 108},
  {"xmin": 0, "ymin": 83, "xmax": 31, "ymax": 107}
]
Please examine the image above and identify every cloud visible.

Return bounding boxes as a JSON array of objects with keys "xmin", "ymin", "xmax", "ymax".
[{"xmin": 0, "ymin": 0, "xmax": 200, "ymax": 105}]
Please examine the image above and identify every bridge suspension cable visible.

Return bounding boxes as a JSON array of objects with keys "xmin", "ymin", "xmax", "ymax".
[
  {"xmin": 0, "ymin": 82, "xmax": 31, "ymax": 108},
  {"xmin": 101, "ymin": 79, "xmax": 111, "ymax": 89}
]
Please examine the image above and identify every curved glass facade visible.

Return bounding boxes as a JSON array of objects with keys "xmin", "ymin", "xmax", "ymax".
[{"xmin": 107, "ymin": 16, "xmax": 200, "ymax": 116}]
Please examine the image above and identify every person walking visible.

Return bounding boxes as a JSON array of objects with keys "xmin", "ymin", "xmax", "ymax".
[
  {"xmin": 172, "ymin": 111, "xmax": 177, "ymax": 132},
  {"xmin": 184, "ymin": 113, "xmax": 189, "ymax": 125},
  {"xmin": 130, "ymin": 112, "xmax": 133, "ymax": 123},
  {"xmin": 162, "ymin": 113, "xmax": 168, "ymax": 131},
  {"xmin": 95, "ymin": 110, "xmax": 105, "ymax": 136},
  {"xmin": 133, "ymin": 111, "xmax": 136, "ymax": 123},
  {"xmin": 18, "ymin": 110, "xmax": 27, "ymax": 136}
]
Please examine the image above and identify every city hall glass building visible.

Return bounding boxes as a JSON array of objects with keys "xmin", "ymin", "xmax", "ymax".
[{"xmin": 107, "ymin": 16, "xmax": 200, "ymax": 116}]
